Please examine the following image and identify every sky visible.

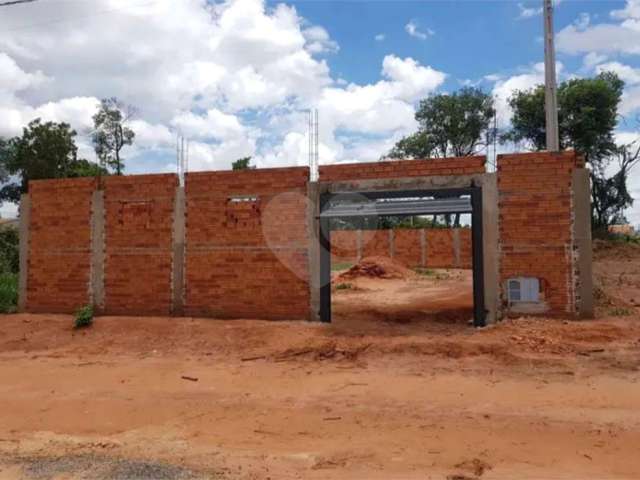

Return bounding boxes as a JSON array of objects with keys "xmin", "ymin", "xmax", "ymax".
[{"xmin": 1, "ymin": 0, "xmax": 640, "ymax": 222}]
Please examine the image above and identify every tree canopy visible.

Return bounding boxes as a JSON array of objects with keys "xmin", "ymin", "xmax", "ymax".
[
  {"xmin": 232, "ymin": 156, "xmax": 253, "ymax": 170},
  {"xmin": 503, "ymin": 71, "xmax": 638, "ymax": 230},
  {"xmin": 0, "ymin": 119, "xmax": 106, "ymax": 203},
  {"xmin": 387, "ymin": 87, "xmax": 495, "ymax": 159},
  {"xmin": 92, "ymin": 97, "xmax": 136, "ymax": 175}
]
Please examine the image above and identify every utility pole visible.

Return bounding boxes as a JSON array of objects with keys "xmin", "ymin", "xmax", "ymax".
[{"xmin": 544, "ymin": 0, "xmax": 559, "ymax": 151}]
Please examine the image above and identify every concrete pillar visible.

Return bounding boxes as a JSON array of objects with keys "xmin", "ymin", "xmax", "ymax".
[
  {"xmin": 17, "ymin": 194, "xmax": 30, "ymax": 312},
  {"xmin": 171, "ymin": 186, "xmax": 186, "ymax": 315},
  {"xmin": 356, "ymin": 229, "xmax": 363, "ymax": 262},
  {"xmin": 573, "ymin": 169, "xmax": 594, "ymax": 318},
  {"xmin": 482, "ymin": 174, "xmax": 499, "ymax": 324},
  {"xmin": 90, "ymin": 190, "xmax": 105, "ymax": 310},
  {"xmin": 420, "ymin": 229, "xmax": 426, "ymax": 267},
  {"xmin": 307, "ymin": 182, "xmax": 321, "ymax": 321},
  {"xmin": 452, "ymin": 228, "xmax": 461, "ymax": 268},
  {"xmin": 389, "ymin": 229, "xmax": 395, "ymax": 258}
]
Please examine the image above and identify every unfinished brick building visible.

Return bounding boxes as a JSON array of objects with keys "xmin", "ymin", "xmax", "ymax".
[{"xmin": 18, "ymin": 151, "xmax": 593, "ymax": 326}]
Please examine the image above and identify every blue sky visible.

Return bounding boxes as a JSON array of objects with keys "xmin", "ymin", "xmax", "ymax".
[{"xmin": 0, "ymin": 0, "xmax": 639, "ymax": 221}]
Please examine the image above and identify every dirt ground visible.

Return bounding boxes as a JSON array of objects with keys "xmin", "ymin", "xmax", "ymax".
[{"xmin": 1, "ymin": 244, "xmax": 640, "ymax": 479}]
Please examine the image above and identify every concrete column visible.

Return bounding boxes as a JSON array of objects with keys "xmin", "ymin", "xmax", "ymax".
[
  {"xmin": 420, "ymin": 229, "xmax": 426, "ymax": 267},
  {"xmin": 573, "ymin": 169, "xmax": 594, "ymax": 318},
  {"xmin": 452, "ymin": 228, "xmax": 461, "ymax": 268},
  {"xmin": 307, "ymin": 182, "xmax": 321, "ymax": 321},
  {"xmin": 356, "ymin": 229, "xmax": 363, "ymax": 262},
  {"xmin": 171, "ymin": 186, "xmax": 186, "ymax": 315},
  {"xmin": 17, "ymin": 194, "xmax": 30, "ymax": 312},
  {"xmin": 389, "ymin": 229, "xmax": 395, "ymax": 258},
  {"xmin": 90, "ymin": 190, "xmax": 105, "ymax": 310},
  {"xmin": 482, "ymin": 174, "xmax": 499, "ymax": 324}
]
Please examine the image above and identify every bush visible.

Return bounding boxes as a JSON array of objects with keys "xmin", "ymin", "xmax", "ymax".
[
  {"xmin": 74, "ymin": 305, "xmax": 94, "ymax": 329},
  {"xmin": 0, "ymin": 227, "xmax": 19, "ymax": 275},
  {"xmin": 0, "ymin": 273, "xmax": 17, "ymax": 313},
  {"xmin": 335, "ymin": 283, "xmax": 353, "ymax": 290}
]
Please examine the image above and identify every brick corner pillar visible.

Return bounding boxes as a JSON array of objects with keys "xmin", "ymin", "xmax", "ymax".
[
  {"xmin": 497, "ymin": 150, "xmax": 584, "ymax": 317},
  {"xmin": 171, "ymin": 185, "xmax": 186, "ymax": 316},
  {"xmin": 17, "ymin": 193, "xmax": 30, "ymax": 312},
  {"xmin": 90, "ymin": 189, "xmax": 105, "ymax": 311}
]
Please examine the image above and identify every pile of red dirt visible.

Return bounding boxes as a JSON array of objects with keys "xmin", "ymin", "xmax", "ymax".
[{"xmin": 337, "ymin": 256, "xmax": 416, "ymax": 280}]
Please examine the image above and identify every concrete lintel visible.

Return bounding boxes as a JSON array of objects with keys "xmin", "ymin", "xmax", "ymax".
[
  {"xmin": 319, "ymin": 173, "xmax": 488, "ymax": 195},
  {"xmin": 572, "ymin": 168, "xmax": 594, "ymax": 318},
  {"xmin": 307, "ymin": 182, "xmax": 321, "ymax": 322},
  {"xmin": 90, "ymin": 190, "xmax": 105, "ymax": 310},
  {"xmin": 171, "ymin": 186, "xmax": 186, "ymax": 315},
  {"xmin": 18, "ymin": 194, "xmax": 30, "ymax": 312}
]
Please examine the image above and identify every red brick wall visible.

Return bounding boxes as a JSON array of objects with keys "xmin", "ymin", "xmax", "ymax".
[
  {"xmin": 459, "ymin": 228, "xmax": 472, "ymax": 269},
  {"xmin": 498, "ymin": 151, "xmax": 581, "ymax": 314},
  {"xmin": 27, "ymin": 178, "xmax": 96, "ymax": 313},
  {"xmin": 393, "ymin": 229, "xmax": 422, "ymax": 266},
  {"xmin": 319, "ymin": 156, "xmax": 486, "ymax": 182},
  {"xmin": 361, "ymin": 229, "xmax": 390, "ymax": 258},
  {"xmin": 184, "ymin": 167, "xmax": 309, "ymax": 320},
  {"xmin": 331, "ymin": 230, "xmax": 359, "ymax": 264},
  {"xmin": 328, "ymin": 228, "xmax": 471, "ymax": 268},
  {"xmin": 426, "ymin": 229, "xmax": 455, "ymax": 268},
  {"xmin": 103, "ymin": 174, "xmax": 177, "ymax": 315}
]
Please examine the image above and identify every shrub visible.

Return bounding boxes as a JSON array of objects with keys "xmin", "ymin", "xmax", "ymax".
[
  {"xmin": 0, "ymin": 273, "xmax": 17, "ymax": 313},
  {"xmin": 335, "ymin": 283, "xmax": 353, "ymax": 290},
  {"xmin": 74, "ymin": 305, "xmax": 94, "ymax": 329},
  {"xmin": 0, "ymin": 227, "xmax": 19, "ymax": 275}
]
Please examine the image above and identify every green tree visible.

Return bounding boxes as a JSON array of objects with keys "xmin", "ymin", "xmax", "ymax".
[
  {"xmin": 387, "ymin": 87, "xmax": 495, "ymax": 159},
  {"xmin": 232, "ymin": 156, "xmax": 253, "ymax": 170},
  {"xmin": 0, "ymin": 119, "xmax": 107, "ymax": 203},
  {"xmin": 0, "ymin": 119, "xmax": 80, "ymax": 202},
  {"xmin": 503, "ymin": 71, "xmax": 634, "ymax": 230},
  {"xmin": 504, "ymin": 72, "xmax": 624, "ymax": 165},
  {"xmin": 92, "ymin": 97, "xmax": 136, "ymax": 175}
]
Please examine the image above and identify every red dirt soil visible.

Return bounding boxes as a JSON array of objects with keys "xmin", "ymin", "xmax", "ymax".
[
  {"xmin": 1, "ymin": 243, "xmax": 640, "ymax": 479},
  {"xmin": 336, "ymin": 256, "xmax": 416, "ymax": 280}
]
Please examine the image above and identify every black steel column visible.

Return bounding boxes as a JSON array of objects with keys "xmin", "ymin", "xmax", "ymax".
[
  {"xmin": 319, "ymin": 193, "xmax": 332, "ymax": 323},
  {"xmin": 471, "ymin": 186, "xmax": 486, "ymax": 327}
]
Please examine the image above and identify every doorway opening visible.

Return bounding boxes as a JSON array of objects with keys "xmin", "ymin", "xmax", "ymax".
[{"xmin": 319, "ymin": 187, "xmax": 485, "ymax": 327}]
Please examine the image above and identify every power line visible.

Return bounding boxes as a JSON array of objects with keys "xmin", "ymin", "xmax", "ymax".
[{"xmin": 0, "ymin": 0, "xmax": 38, "ymax": 6}]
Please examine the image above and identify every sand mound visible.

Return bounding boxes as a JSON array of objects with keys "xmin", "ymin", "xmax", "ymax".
[{"xmin": 337, "ymin": 256, "xmax": 415, "ymax": 280}]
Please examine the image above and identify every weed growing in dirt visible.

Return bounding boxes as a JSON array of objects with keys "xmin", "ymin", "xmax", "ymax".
[
  {"xmin": 414, "ymin": 267, "xmax": 436, "ymax": 276},
  {"xmin": 0, "ymin": 273, "xmax": 17, "ymax": 313},
  {"xmin": 332, "ymin": 262, "xmax": 354, "ymax": 271},
  {"xmin": 609, "ymin": 306, "xmax": 633, "ymax": 317},
  {"xmin": 74, "ymin": 305, "xmax": 94, "ymax": 329},
  {"xmin": 335, "ymin": 283, "xmax": 353, "ymax": 290}
]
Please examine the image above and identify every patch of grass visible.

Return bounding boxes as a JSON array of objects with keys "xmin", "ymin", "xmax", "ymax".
[
  {"xmin": 414, "ymin": 267, "xmax": 436, "ymax": 277},
  {"xmin": 332, "ymin": 262, "xmax": 354, "ymax": 272},
  {"xmin": 335, "ymin": 283, "xmax": 353, "ymax": 290},
  {"xmin": 608, "ymin": 306, "xmax": 633, "ymax": 317},
  {"xmin": 0, "ymin": 272, "xmax": 18, "ymax": 313},
  {"xmin": 74, "ymin": 304, "xmax": 94, "ymax": 329}
]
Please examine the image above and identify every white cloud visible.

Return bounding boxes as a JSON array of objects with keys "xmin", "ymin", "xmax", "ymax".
[
  {"xmin": 490, "ymin": 63, "xmax": 546, "ymax": 127},
  {"xmin": 582, "ymin": 52, "xmax": 608, "ymax": 68},
  {"xmin": 375, "ymin": 33, "xmax": 386, "ymax": 42},
  {"xmin": 557, "ymin": 1, "xmax": 640, "ymax": 55},
  {"xmin": 517, "ymin": 3, "xmax": 542, "ymax": 19},
  {"xmin": 405, "ymin": 20, "xmax": 434, "ymax": 40},
  {"xmin": 0, "ymin": 0, "xmax": 449, "ymax": 178},
  {"xmin": 302, "ymin": 25, "xmax": 339, "ymax": 54}
]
